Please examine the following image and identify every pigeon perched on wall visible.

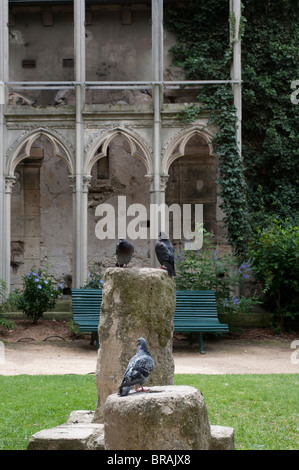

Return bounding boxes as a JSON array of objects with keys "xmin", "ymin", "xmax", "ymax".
[
  {"xmin": 155, "ymin": 231, "xmax": 176, "ymax": 276},
  {"xmin": 116, "ymin": 238, "xmax": 134, "ymax": 267},
  {"xmin": 118, "ymin": 337, "xmax": 154, "ymax": 397}
]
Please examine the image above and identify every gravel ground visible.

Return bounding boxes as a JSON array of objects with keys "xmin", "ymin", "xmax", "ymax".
[{"xmin": 0, "ymin": 320, "xmax": 298, "ymax": 375}]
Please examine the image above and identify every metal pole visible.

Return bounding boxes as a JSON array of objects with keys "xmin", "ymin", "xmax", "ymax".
[
  {"xmin": 151, "ymin": 0, "xmax": 163, "ymax": 266},
  {"xmin": 0, "ymin": 1, "xmax": 9, "ymax": 287},
  {"xmin": 230, "ymin": 0, "xmax": 242, "ymax": 155},
  {"xmin": 74, "ymin": 0, "xmax": 86, "ymax": 287}
]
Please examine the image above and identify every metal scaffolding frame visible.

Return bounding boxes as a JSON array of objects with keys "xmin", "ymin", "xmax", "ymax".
[{"xmin": 0, "ymin": 0, "xmax": 242, "ymax": 289}]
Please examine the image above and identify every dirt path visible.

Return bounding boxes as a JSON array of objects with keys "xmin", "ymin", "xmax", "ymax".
[{"xmin": 0, "ymin": 320, "xmax": 298, "ymax": 375}]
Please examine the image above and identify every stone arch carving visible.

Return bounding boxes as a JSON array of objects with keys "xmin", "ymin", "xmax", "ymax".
[
  {"xmin": 6, "ymin": 128, "xmax": 74, "ymax": 176},
  {"xmin": 84, "ymin": 127, "xmax": 153, "ymax": 176},
  {"xmin": 162, "ymin": 126, "xmax": 215, "ymax": 175}
]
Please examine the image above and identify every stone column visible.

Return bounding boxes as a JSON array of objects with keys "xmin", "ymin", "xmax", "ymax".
[
  {"xmin": 94, "ymin": 267, "xmax": 176, "ymax": 423},
  {"xmin": 82, "ymin": 175, "xmax": 91, "ymax": 285},
  {"xmin": 70, "ymin": 174, "xmax": 91, "ymax": 288},
  {"xmin": 4, "ymin": 177, "xmax": 16, "ymax": 289}
]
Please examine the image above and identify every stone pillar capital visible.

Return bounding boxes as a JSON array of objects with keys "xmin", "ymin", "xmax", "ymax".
[
  {"xmin": 160, "ymin": 173, "xmax": 169, "ymax": 192},
  {"xmin": 5, "ymin": 176, "xmax": 16, "ymax": 193},
  {"xmin": 145, "ymin": 174, "xmax": 154, "ymax": 192},
  {"xmin": 82, "ymin": 175, "xmax": 91, "ymax": 193}
]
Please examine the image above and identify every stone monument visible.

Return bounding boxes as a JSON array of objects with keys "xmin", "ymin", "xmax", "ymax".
[{"xmin": 93, "ymin": 267, "xmax": 176, "ymax": 422}]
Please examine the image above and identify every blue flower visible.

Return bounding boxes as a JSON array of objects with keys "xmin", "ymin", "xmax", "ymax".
[
  {"xmin": 44, "ymin": 280, "xmax": 48, "ymax": 284},
  {"xmin": 34, "ymin": 278, "xmax": 40, "ymax": 283},
  {"xmin": 37, "ymin": 284, "xmax": 42, "ymax": 289},
  {"xmin": 231, "ymin": 296, "xmax": 240, "ymax": 306},
  {"xmin": 58, "ymin": 283, "xmax": 64, "ymax": 289},
  {"xmin": 238, "ymin": 260, "xmax": 252, "ymax": 279}
]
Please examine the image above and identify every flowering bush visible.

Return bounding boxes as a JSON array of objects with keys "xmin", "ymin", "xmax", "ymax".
[
  {"xmin": 82, "ymin": 263, "xmax": 104, "ymax": 289},
  {"xmin": 175, "ymin": 230, "xmax": 259, "ymax": 315},
  {"xmin": 16, "ymin": 268, "xmax": 64, "ymax": 323}
]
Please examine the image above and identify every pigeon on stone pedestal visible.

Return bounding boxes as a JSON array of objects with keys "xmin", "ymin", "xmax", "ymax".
[
  {"xmin": 118, "ymin": 337, "xmax": 154, "ymax": 397},
  {"xmin": 116, "ymin": 238, "xmax": 134, "ymax": 267},
  {"xmin": 155, "ymin": 231, "xmax": 176, "ymax": 276}
]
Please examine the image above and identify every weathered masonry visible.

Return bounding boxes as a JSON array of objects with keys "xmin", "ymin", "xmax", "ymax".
[{"xmin": 0, "ymin": 0, "xmax": 242, "ymax": 291}]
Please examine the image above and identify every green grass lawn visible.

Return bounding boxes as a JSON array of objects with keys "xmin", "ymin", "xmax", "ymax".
[{"xmin": 0, "ymin": 374, "xmax": 298, "ymax": 450}]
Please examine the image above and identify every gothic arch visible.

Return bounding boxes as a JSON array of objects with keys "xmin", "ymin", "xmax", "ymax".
[
  {"xmin": 84, "ymin": 127, "xmax": 153, "ymax": 175},
  {"xmin": 162, "ymin": 126, "xmax": 215, "ymax": 175},
  {"xmin": 6, "ymin": 128, "xmax": 74, "ymax": 176}
]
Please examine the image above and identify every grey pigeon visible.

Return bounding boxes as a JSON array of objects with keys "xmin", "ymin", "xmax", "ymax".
[
  {"xmin": 155, "ymin": 231, "xmax": 176, "ymax": 276},
  {"xmin": 118, "ymin": 337, "xmax": 154, "ymax": 397},
  {"xmin": 116, "ymin": 238, "xmax": 134, "ymax": 267}
]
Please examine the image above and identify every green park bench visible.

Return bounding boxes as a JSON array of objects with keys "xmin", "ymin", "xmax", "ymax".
[
  {"xmin": 174, "ymin": 290, "xmax": 229, "ymax": 354},
  {"xmin": 71, "ymin": 289, "xmax": 102, "ymax": 349},
  {"xmin": 71, "ymin": 288, "xmax": 229, "ymax": 353}
]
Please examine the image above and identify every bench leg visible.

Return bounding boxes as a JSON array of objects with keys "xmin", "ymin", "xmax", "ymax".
[
  {"xmin": 90, "ymin": 331, "xmax": 100, "ymax": 349},
  {"xmin": 199, "ymin": 333, "xmax": 206, "ymax": 354}
]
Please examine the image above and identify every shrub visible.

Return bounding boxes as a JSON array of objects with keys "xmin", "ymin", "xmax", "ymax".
[
  {"xmin": 175, "ymin": 229, "xmax": 259, "ymax": 315},
  {"xmin": 15, "ymin": 268, "xmax": 64, "ymax": 323},
  {"xmin": 249, "ymin": 219, "xmax": 299, "ymax": 329}
]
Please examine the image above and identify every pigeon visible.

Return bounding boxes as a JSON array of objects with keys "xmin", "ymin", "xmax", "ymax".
[
  {"xmin": 116, "ymin": 238, "xmax": 134, "ymax": 267},
  {"xmin": 118, "ymin": 337, "xmax": 154, "ymax": 397},
  {"xmin": 155, "ymin": 231, "xmax": 176, "ymax": 276}
]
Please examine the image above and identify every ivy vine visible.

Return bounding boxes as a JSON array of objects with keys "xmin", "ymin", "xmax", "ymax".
[
  {"xmin": 165, "ymin": 0, "xmax": 250, "ymax": 256},
  {"xmin": 165, "ymin": 0, "xmax": 299, "ymax": 257}
]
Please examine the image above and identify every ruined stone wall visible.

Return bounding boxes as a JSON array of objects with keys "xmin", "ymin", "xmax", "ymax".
[
  {"xmin": 10, "ymin": 136, "xmax": 73, "ymax": 290},
  {"xmin": 88, "ymin": 135, "xmax": 151, "ymax": 272}
]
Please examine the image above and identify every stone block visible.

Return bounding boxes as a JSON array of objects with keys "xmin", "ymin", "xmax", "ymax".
[
  {"xmin": 104, "ymin": 385, "xmax": 211, "ymax": 450},
  {"xmin": 27, "ymin": 411, "xmax": 105, "ymax": 451},
  {"xmin": 27, "ymin": 424, "xmax": 103, "ymax": 451},
  {"xmin": 94, "ymin": 267, "xmax": 176, "ymax": 423},
  {"xmin": 209, "ymin": 425, "xmax": 235, "ymax": 450}
]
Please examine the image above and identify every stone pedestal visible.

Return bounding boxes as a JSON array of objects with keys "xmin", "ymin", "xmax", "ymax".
[
  {"xmin": 94, "ymin": 267, "xmax": 176, "ymax": 422},
  {"xmin": 27, "ymin": 400, "xmax": 234, "ymax": 451},
  {"xmin": 104, "ymin": 386, "xmax": 211, "ymax": 450}
]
